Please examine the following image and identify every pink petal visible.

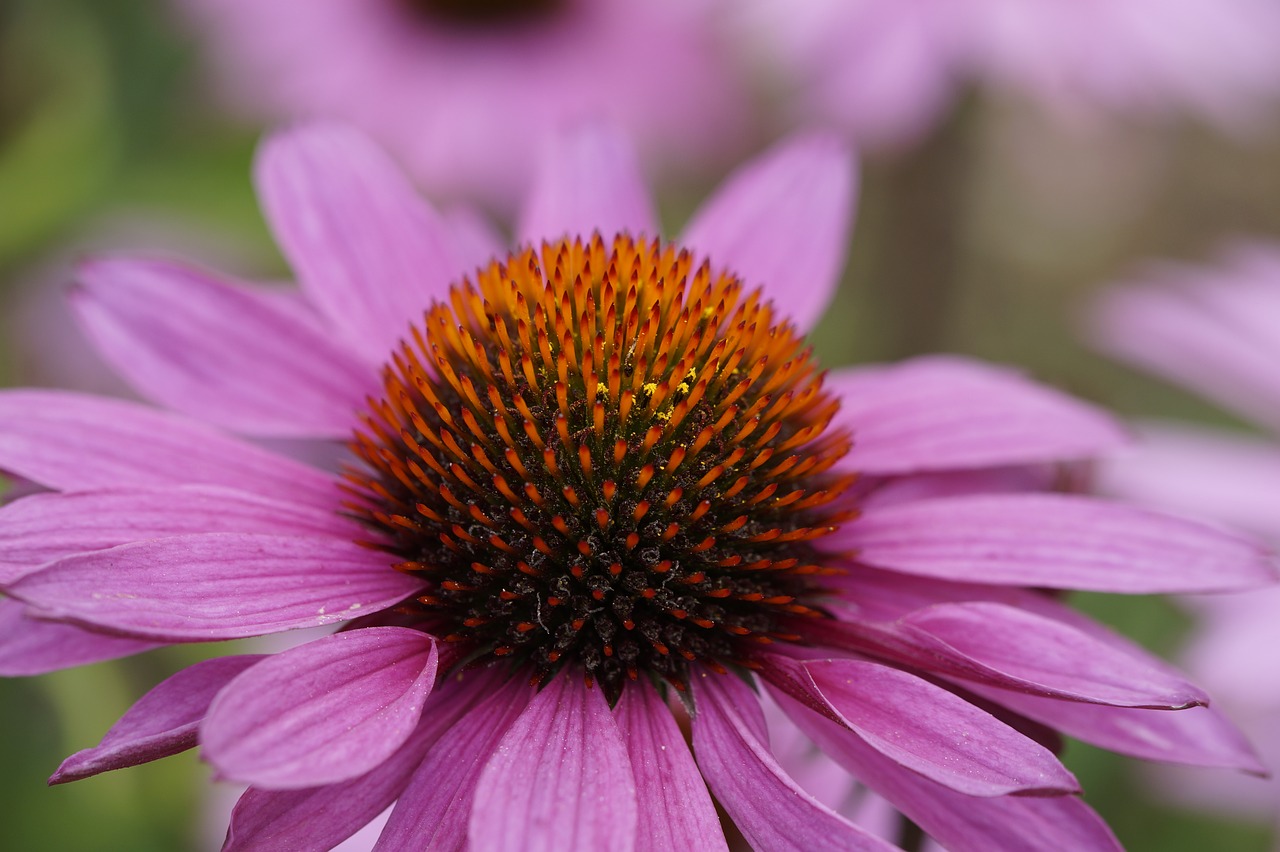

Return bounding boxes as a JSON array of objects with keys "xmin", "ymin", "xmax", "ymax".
[
  {"xmin": 897, "ymin": 603, "xmax": 1207, "ymax": 709},
  {"xmin": 690, "ymin": 672, "xmax": 897, "ymax": 852},
  {"xmin": 8, "ymin": 533, "xmax": 421, "ymax": 641},
  {"xmin": 469, "ymin": 672, "xmax": 638, "ymax": 852},
  {"xmin": 843, "ymin": 493, "xmax": 1277, "ymax": 592},
  {"xmin": 1181, "ymin": 586, "xmax": 1280, "ymax": 705},
  {"xmin": 1091, "ymin": 269, "xmax": 1280, "ymax": 433},
  {"xmin": 794, "ymin": 3, "xmax": 956, "ymax": 149},
  {"xmin": 228, "ymin": 787, "xmax": 399, "ymax": 852},
  {"xmin": 225, "ymin": 666, "xmax": 502, "ymax": 852},
  {"xmin": 376, "ymin": 674, "xmax": 533, "ymax": 851},
  {"xmin": 966, "ymin": 684, "xmax": 1266, "ymax": 774},
  {"xmin": 810, "ymin": 604, "xmax": 1206, "ymax": 709},
  {"xmin": 775, "ymin": 691, "xmax": 1122, "ymax": 852},
  {"xmin": 443, "ymin": 206, "xmax": 506, "ymax": 277},
  {"xmin": 0, "ymin": 485, "xmax": 361, "ymax": 584},
  {"xmin": 0, "ymin": 598, "xmax": 160, "ymax": 675},
  {"xmin": 202, "ymin": 627, "xmax": 438, "ymax": 789},
  {"xmin": 0, "ymin": 391, "xmax": 338, "ymax": 509},
  {"xmin": 71, "ymin": 258, "xmax": 373, "ymax": 437},
  {"xmin": 615, "ymin": 680, "xmax": 727, "ymax": 852},
  {"xmin": 797, "ymin": 658, "xmax": 1078, "ymax": 797},
  {"xmin": 517, "ymin": 123, "xmax": 658, "ymax": 247},
  {"xmin": 827, "ymin": 357, "xmax": 1127, "ymax": 476},
  {"xmin": 255, "ymin": 124, "xmax": 463, "ymax": 364},
  {"xmin": 680, "ymin": 133, "xmax": 854, "ymax": 334},
  {"xmin": 822, "ymin": 562, "xmax": 1048, "ymax": 624},
  {"xmin": 51, "ymin": 654, "xmax": 263, "ymax": 783},
  {"xmin": 860, "ymin": 466, "xmax": 1060, "ymax": 511},
  {"xmin": 761, "ymin": 696, "xmax": 870, "ymax": 819},
  {"xmin": 820, "ymin": 569, "xmax": 1218, "ymax": 709},
  {"xmin": 1097, "ymin": 421, "xmax": 1280, "ymax": 541}
]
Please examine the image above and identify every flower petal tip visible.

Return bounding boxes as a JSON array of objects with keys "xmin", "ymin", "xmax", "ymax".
[{"xmin": 47, "ymin": 759, "xmax": 85, "ymax": 787}]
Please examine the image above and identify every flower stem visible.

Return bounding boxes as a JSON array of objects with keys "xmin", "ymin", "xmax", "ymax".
[{"xmin": 869, "ymin": 100, "xmax": 975, "ymax": 358}]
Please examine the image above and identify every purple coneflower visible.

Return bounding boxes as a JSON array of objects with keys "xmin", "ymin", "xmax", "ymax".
[
  {"xmin": 740, "ymin": 0, "xmax": 1280, "ymax": 149},
  {"xmin": 1, "ymin": 125, "xmax": 1274, "ymax": 851},
  {"xmin": 1091, "ymin": 243, "xmax": 1280, "ymax": 828},
  {"xmin": 181, "ymin": 0, "xmax": 747, "ymax": 211}
]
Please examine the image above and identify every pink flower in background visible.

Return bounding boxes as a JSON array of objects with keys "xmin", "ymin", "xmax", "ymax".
[
  {"xmin": 1091, "ymin": 243, "xmax": 1280, "ymax": 827},
  {"xmin": 740, "ymin": 0, "xmax": 1280, "ymax": 149},
  {"xmin": 182, "ymin": 0, "xmax": 748, "ymax": 211},
  {"xmin": 0, "ymin": 123, "xmax": 1274, "ymax": 851}
]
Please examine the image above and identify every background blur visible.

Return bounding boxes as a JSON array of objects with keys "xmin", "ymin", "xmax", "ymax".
[{"xmin": 1, "ymin": 0, "xmax": 1278, "ymax": 848}]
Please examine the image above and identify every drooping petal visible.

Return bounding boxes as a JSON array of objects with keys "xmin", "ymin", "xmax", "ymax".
[
  {"xmin": 680, "ymin": 133, "xmax": 854, "ymax": 334},
  {"xmin": 826, "ymin": 357, "xmax": 1127, "ymax": 475},
  {"xmin": 517, "ymin": 123, "xmax": 658, "ymax": 247},
  {"xmin": 71, "ymin": 258, "xmax": 374, "ymax": 437},
  {"xmin": 614, "ymin": 680, "xmax": 727, "ymax": 852},
  {"xmin": 51, "ymin": 655, "xmax": 263, "ymax": 784},
  {"xmin": 826, "ymin": 561, "xmax": 1243, "ymax": 694},
  {"xmin": 843, "ymin": 493, "xmax": 1277, "ymax": 592},
  {"xmin": 810, "ymin": 604, "xmax": 1206, "ymax": 709},
  {"xmin": 376, "ymin": 675, "xmax": 533, "ymax": 851},
  {"xmin": 8, "ymin": 533, "xmax": 421, "ymax": 641},
  {"xmin": 0, "ymin": 598, "xmax": 160, "ymax": 676},
  {"xmin": 774, "ymin": 691, "xmax": 1122, "ymax": 852},
  {"xmin": 255, "ymin": 124, "xmax": 464, "ymax": 363},
  {"xmin": 469, "ymin": 672, "xmax": 638, "ymax": 852},
  {"xmin": 825, "ymin": 563, "xmax": 1214, "ymax": 709},
  {"xmin": 965, "ymin": 683, "xmax": 1266, "ymax": 774},
  {"xmin": 202, "ymin": 627, "xmax": 437, "ymax": 789},
  {"xmin": 691, "ymin": 672, "xmax": 897, "ymax": 852},
  {"xmin": 224, "ymin": 667, "xmax": 502, "ymax": 852},
  {"xmin": 897, "ymin": 603, "xmax": 1208, "ymax": 708},
  {"xmin": 0, "ymin": 391, "xmax": 339, "ymax": 509},
  {"xmin": 0, "ymin": 486, "xmax": 361, "ymax": 584},
  {"xmin": 795, "ymin": 658, "xmax": 1078, "ymax": 797}
]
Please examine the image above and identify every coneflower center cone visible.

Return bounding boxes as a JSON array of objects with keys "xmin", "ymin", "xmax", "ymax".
[{"xmin": 348, "ymin": 234, "xmax": 855, "ymax": 699}]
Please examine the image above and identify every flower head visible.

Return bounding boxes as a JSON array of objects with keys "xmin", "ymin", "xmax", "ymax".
[
  {"xmin": 182, "ymin": 0, "xmax": 747, "ymax": 210},
  {"xmin": 350, "ymin": 232, "xmax": 855, "ymax": 697},
  {"xmin": 1, "ymin": 125, "xmax": 1275, "ymax": 851},
  {"xmin": 742, "ymin": 0, "xmax": 1280, "ymax": 148}
]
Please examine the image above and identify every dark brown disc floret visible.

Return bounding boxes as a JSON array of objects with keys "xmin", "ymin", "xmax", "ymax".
[
  {"xmin": 347, "ymin": 233, "xmax": 855, "ymax": 699},
  {"xmin": 401, "ymin": 0, "xmax": 560, "ymax": 27}
]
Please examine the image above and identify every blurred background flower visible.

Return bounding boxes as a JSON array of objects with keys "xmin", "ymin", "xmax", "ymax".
[
  {"xmin": 2, "ymin": 0, "xmax": 1280, "ymax": 849},
  {"xmin": 736, "ymin": 0, "xmax": 1280, "ymax": 149},
  {"xmin": 181, "ymin": 0, "xmax": 751, "ymax": 213},
  {"xmin": 1089, "ymin": 244, "xmax": 1280, "ymax": 842}
]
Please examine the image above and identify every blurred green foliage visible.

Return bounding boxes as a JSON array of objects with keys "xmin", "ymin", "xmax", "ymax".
[{"xmin": 1, "ymin": 1, "xmax": 1277, "ymax": 849}]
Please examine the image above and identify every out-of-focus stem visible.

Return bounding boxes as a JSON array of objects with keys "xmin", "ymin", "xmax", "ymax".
[{"xmin": 869, "ymin": 101, "xmax": 975, "ymax": 359}]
